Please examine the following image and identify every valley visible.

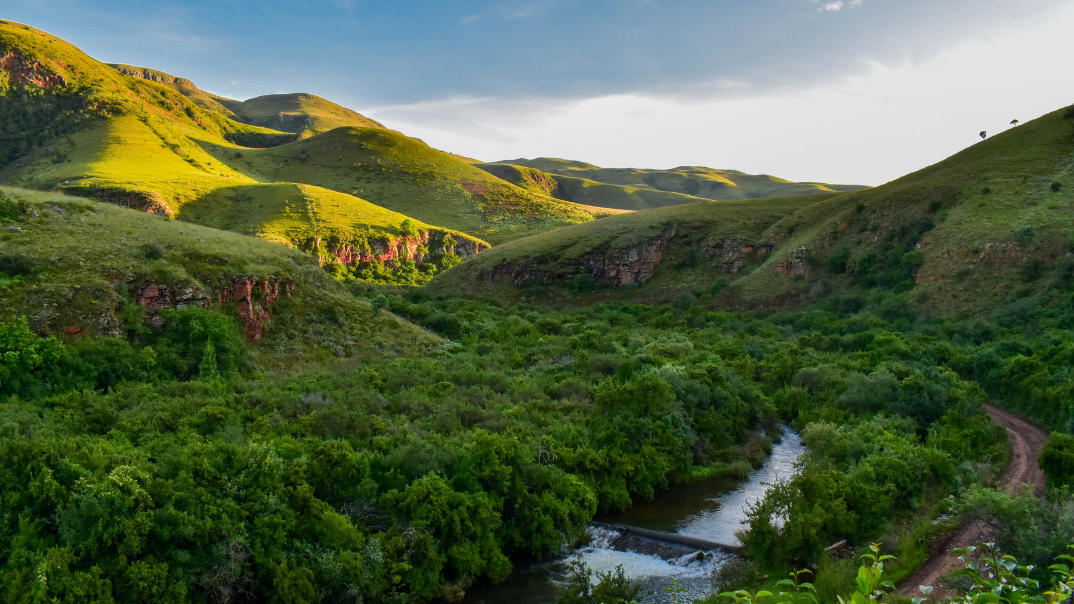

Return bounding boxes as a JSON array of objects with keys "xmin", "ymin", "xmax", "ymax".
[{"xmin": 1, "ymin": 16, "xmax": 1074, "ymax": 604}]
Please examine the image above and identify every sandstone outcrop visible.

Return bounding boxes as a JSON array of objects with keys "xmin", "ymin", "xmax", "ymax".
[
  {"xmin": 705, "ymin": 237, "xmax": 776, "ymax": 274},
  {"xmin": 0, "ymin": 49, "xmax": 67, "ymax": 88},
  {"xmin": 136, "ymin": 276, "xmax": 293, "ymax": 342},
  {"xmin": 304, "ymin": 231, "xmax": 486, "ymax": 268},
  {"xmin": 481, "ymin": 225, "xmax": 676, "ymax": 286},
  {"xmin": 135, "ymin": 282, "xmax": 213, "ymax": 327},
  {"xmin": 776, "ymin": 247, "xmax": 811, "ymax": 276}
]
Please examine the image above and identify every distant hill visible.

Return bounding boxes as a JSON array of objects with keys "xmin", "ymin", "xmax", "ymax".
[
  {"xmin": 0, "ymin": 20, "xmax": 609, "ymax": 282},
  {"xmin": 432, "ymin": 105, "xmax": 1074, "ymax": 316},
  {"xmin": 215, "ymin": 93, "xmax": 387, "ymax": 136},
  {"xmin": 231, "ymin": 127, "xmax": 616, "ymax": 243},
  {"xmin": 479, "ymin": 158, "xmax": 870, "ymax": 210}
]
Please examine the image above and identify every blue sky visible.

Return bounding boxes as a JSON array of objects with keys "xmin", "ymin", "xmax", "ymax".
[{"xmin": 4, "ymin": 0, "xmax": 1073, "ymax": 183}]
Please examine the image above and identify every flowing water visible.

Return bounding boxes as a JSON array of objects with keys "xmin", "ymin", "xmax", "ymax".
[{"xmin": 464, "ymin": 431, "xmax": 805, "ymax": 604}]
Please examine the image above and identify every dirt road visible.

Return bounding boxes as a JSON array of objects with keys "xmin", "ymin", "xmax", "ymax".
[{"xmin": 897, "ymin": 404, "xmax": 1049, "ymax": 596}]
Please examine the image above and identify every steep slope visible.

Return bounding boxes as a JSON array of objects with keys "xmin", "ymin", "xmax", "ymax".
[
  {"xmin": 482, "ymin": 158, "xmax": 869, "ymax": 210},
  {"xmin": 432, "ymin": 105, "xmax": 1074, "ymax": 314},
  {"xmin": 110, "ymin": 65, "xmax": 386, "ymax": 136},
  {"xmin": 0, "ymin": 21, "xmax": 585, "ymax": 282},
  {"xmin": 107, "ymin": 63, "xmax": 236, "ymax": 116},
  {"xmin": 0, "ymin": 186, "xmax": 440, "ymax": 367},
  {"xmin": 0, "ymin": 21, "xmax": 606, "ymax": 260}
]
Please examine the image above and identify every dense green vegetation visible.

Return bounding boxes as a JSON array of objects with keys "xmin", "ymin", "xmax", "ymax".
[{"xmin": 5, "ymin": 278, "xmax": 1074, "ymax": 603}]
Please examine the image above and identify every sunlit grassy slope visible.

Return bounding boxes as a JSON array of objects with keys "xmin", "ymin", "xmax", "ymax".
[
  {"xmin": 0, "ymin": 187, "xmax": 440, "ymax": 367},
  {"xmin": 179, "ymin": 181, "xmax": 479, "ymax": 250},
  {"xmin": 428, "ymin": 193, "xmax": 832, "ymax": 302},
  {"xmin": 215, "ymin": 93, "xmax": 386, "ymax": 135},
  {"xmin": 110, "ymin": 64, "xmax": 386, "ymax": 136},
  {"xmin": 434, "ymin": 106, "xmax": 1074, "ymax": 314},
  {"xmin": 483, "ymin": 157, "xmax": 870, "ymax": 210},
  {"xmin": 107, "ymin": 64, "xmax": 236, "ymax": 116},
  {"xmin": 231, "ymin": 127, "xmax": 621, "ymax": 244},
  {"xmin": 0, "ymin": 21, "xmax": 600, "ymax": 249}
]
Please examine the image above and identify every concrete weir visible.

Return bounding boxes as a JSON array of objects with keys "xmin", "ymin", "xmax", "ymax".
[{"xmin": 590, "ymin": 521, "xmax": 743, "ymax": 554}]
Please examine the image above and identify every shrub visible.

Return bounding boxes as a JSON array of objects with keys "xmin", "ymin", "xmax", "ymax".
[
  {"xmin": 1040, "ymin": 433, "xmax": 1074, "ymax": 489},
  {"xmin": 827, "ymin": 249, "xmax": 851, "ymax": 274},
  {"xmin": 399, "ymin": 219, "xmax": 419, "ymax": 238},
  {"xmin": 555, "ymin": 561, "xmax": 641, "ymax": 604},
  {"xmin": 0, "ymin": 317, "xmax": 63, "ymax": 397}
]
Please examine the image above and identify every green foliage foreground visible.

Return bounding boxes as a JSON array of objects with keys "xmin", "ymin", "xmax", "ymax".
[{"xmin": 2, "ymin": 289, "xmax": 1074, "ymax": 603}]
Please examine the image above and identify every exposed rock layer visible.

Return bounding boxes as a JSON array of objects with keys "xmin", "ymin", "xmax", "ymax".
[
  {"xmin": 136, "ymin": 276, "xmax": 293, "ymax": 342},
  {"xmin": 481, "ymin": 225, "xmax": 677, "ymax": 286}
]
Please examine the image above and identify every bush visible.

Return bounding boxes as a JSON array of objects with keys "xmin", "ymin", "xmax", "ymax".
[
  {"xmin": 555, "ymin": 561, "xmax": 641, "ymax": 604},
  {"xmin": 154, "ymin": 307, "xmax": 246, "ymax": 379},
  {"xmin": 1040, "ymin": 433, "xmax": 1074, "ymax": 489},
  {"xmin": 827, "ymin": 249, "xmax": 851, "ymax": 274},
  {"xmin": 0, "ymin": 317, "xmax": 63, "ymax": 397}
]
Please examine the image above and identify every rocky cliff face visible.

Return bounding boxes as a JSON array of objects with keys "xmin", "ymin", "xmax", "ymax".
[
  {"xmin": 110, "ymin": 65, "xmax": 192, "ymax": 88},
  {"xmin": 305, "ymin": 231, "xmax": 486, "ymax": 268},
  {"xmin": 482, "ymin": 225, "xmax": 676, "ymax": 286},
  {"xmin": 218, "ymin": 277, "xmax": 291, "ymax": 342},
  {"xmin": 136, "ymin": 276, "xmax": 294, "ymax": 342},
  {"xmin": 0, "ymin": 49, "xmax": 67, "ymax": 88},
  {"xmin": 775, "ymin": 247, "xmax": 810, "ymax": 276},
  {"xmin": 704, "ymin": 237, "xmax": 777, "ymax": 274}
]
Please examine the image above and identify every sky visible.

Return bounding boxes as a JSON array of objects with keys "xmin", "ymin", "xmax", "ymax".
[{"xmin": 4, "ymin": 0, "xmax": 1073, "ymax": 185}]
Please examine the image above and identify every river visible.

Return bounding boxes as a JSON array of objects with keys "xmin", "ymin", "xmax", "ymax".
[{"xmin": 463, "ymin": 430, "xmax": 805, "ymax": 604}]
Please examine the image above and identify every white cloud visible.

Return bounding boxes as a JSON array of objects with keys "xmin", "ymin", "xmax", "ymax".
[
  {"xmin": 811, "ymin": 0, "xmax": 862, "ymax": 11},
  {"xmin": 366, "ymin": 4, "xmax": 1074, "ymax": 186}
]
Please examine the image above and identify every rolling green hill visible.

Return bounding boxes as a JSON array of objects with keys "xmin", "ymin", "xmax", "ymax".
[
  {"xmin": 0, "ymin": 21, "xmax": 608, "ymax": 281},
  {"xmin": 0, "ymin": 186, "xmax": 440, "ymax": 368},
  {"xmin": 110, "ymin": 64, "xmax": 386, "ymax": 136},
  {"xmin": 432, "ymin": 105, "xmax": 1074, "ymax": 315},
  {"xmin": 480, "ymin": 158, "xmax": 870, "ymax": 210},
  {"xmin": 226, "ymin": 127, "xmax": 620, "ymax": 244},
  {"xmin": 216, "ymin": 93, "xmax": 386, "ymax": 136}
]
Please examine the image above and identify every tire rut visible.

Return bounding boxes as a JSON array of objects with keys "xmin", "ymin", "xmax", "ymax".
[{"xmin": 897, "ymin": 404, "xmax": 1048, "ymax": 596}]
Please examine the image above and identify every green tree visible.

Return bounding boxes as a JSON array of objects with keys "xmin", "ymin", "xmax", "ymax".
[
  {"xmin": 0, "ymin": 316, "xmax": 63, "ymax": 397},
  {"xmin": 399, "ymin": 219, "xmax": 419, "ymax": 239}
]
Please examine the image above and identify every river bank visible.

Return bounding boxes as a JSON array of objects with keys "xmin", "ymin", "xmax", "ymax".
[{"xmin": 463, "ymin": 430, "xmax": 805, "ymax": 604}]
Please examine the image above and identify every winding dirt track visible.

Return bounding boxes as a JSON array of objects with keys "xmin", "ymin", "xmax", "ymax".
[{"xmin": 897, "ymin": 404, "xmax": 1048, "ymax": 596}]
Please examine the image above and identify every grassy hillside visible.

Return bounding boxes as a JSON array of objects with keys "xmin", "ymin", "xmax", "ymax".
[
  {"xmin": 215, "ymin": 93, "xmax": 386, "ymax": 135},
  {"xmin": 110, "ymin": 65, "xmax": 386, "ymax": 136},
  {"xmin": 433, "ymin": 105, "xmax": 1074, "ymax": 314},
  {"xmin": 233, "ymin": 127, "xmax": 621, "ymax": 244},
  {"xmin": 0, "ymin": 186, "xmax": 440, "ymax": 369},
  {"xmin": 0, "ymin": 21, "xmax": 597, "ymax": 282},
  {"xmin": 107, "ymin": 63, "xmax": 236, "ymax": 116},
  {"xmin": 484, "ymin": 157, "xmax": 870, "ymax": 209},
  {"xmin": 428, "ymin": 193, "xmax": 833, "ymax": 302}
]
